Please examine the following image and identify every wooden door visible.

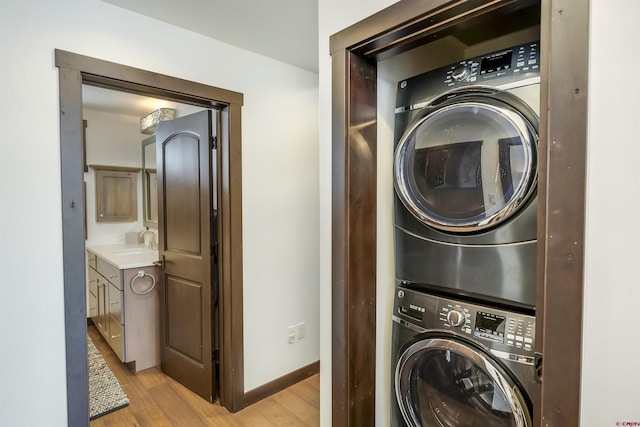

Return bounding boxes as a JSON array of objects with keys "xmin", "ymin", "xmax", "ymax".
[{"xmin": 156, "ymin": 110, "xmax": 217, "ymax": 402}]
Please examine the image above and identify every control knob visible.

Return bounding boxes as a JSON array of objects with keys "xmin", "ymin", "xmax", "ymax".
[
  {"xmin": 446, "ymin": 309, "xmax": 466, "ymax": 327},
  {"xmin": 451, "ymin": 65, "xmax": 470, "ymax": 82}
]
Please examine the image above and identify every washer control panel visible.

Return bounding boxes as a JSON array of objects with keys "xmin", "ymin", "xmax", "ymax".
[
  {"xmin": 439, "ymin": 303, "xmax": 472, "ymax": 333},
  {"xmin": 506, "ymin": 316, "xmax": 535, "ymax": 351},
  {"xmin": 394, "ymin": 286, "xmax": 535, "ymax": 355}
]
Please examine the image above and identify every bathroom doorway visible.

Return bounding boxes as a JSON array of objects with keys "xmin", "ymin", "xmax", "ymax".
[
  {"xmin": 56, "ymin": 49, "xmax": 245, "ymax": 425},
  {"xmin": 82, "ymin": 86, "xmax": 218, "ymax": 404}
]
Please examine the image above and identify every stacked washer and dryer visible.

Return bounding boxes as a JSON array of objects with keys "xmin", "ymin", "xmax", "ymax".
[{"xmin": 391, "ymin": 41, "xmax": 540, "ymax": 427}]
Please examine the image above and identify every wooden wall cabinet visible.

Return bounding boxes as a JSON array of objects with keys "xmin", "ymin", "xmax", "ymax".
[{"xmin": 91, "ymin": 165, "xmax": 140, "ymax": 223}]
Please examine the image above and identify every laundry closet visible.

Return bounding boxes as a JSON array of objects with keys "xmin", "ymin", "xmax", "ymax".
[{"xmin": 326, "ymin": 0, "xmax": 591, "ymax": 424}]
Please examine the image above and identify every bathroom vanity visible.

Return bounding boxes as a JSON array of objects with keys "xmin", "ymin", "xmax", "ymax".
[{"xmin": 87, "ymin": 244, "xmax": 160, "ymax": 372}]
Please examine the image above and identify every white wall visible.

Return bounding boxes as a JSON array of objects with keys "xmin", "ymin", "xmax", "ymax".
[
  {"xmin": 0, "ymin": 1, "xmax": 319, "ymax": 425},
  {"xmin": 83, "ymin": 108, "xmax": 146, "ymax": 246},
  {"xmin": 581, "ymin": 0, "xmax": 640, "ymax": 425}
]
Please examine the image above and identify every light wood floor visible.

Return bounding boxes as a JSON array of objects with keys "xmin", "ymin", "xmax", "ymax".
[{"xmin": 88, "ymin": 326, "xmax": 320, "ymax": 426}]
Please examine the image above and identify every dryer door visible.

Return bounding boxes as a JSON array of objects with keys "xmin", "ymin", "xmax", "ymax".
[
  {"xmin": 395, "ymin": 337, "xmax": 531, "ymax": 427},
  {"xmin": 394, "ymin": 88, "xmax": 538, "ymax": 233}
]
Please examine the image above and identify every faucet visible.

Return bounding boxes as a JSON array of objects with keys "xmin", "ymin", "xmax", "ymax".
[{"xmin": 139, "ymin": 228, "xmax": 157, "ymax": 251}]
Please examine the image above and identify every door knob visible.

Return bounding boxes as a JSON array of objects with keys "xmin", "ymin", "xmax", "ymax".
[{"xmin": 153, "ymin": 256, "xmax": 165, "ymax": 269}]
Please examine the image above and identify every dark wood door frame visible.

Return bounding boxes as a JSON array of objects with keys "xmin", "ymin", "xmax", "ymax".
[
  {"xmin": 329, "ymin": 0, "xmax": 588, "ymax": 426},
  {"xmin": 55, "ymin": 49, "xmax": 245, "ymax": 426}
]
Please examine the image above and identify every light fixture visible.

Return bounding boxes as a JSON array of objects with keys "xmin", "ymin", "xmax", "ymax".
[{"xmin": 140, "ymin": 108, "xmax": 176, "ymax": 135}]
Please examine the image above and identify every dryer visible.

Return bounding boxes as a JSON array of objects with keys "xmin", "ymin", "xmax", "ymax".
[
  {"xmin": 391, "ymin": 286, "xmax": 536, "ymax": 427},
  {"xmin": 393, "ymin": 41, "xmax": 540, "ymax": 309}
]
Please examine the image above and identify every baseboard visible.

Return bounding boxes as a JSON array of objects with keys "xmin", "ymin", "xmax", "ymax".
[{"xmin": 243, "ymin": 360, "xmax": 320, "ymax": 407}]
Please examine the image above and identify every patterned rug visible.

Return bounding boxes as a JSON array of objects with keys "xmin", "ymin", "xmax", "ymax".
[{"xmin": 87, "ymin": 336, "xmax": 130, "ymax": 420}]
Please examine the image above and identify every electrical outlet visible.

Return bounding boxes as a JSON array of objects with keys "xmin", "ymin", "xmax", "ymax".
[
  {"xmin": 288, "ymin": 325, "xmax": 296, "ymax": 344},
  {"xmin": 296, "ymin": 322, "xmax": 305, "ymax": 340}
]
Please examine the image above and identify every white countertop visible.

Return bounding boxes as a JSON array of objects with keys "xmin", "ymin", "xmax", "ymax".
[{"xmin": 87, "ymin": 243, "xmax": 159, "ymax": 269}]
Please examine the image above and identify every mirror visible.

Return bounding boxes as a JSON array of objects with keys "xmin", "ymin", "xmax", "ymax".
[{"xmin": 142, "ymin": 135, "xmax": 158, "ymax": 227}]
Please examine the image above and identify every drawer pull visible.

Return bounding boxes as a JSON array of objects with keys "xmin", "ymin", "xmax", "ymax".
[{"xmin": 111, "ymin": 335, "xmax": 120, "ymax": 339}]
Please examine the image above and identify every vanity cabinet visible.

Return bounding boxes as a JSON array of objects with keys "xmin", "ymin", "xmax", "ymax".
[{"xmin": 87, "ymin": 248, "xmax": 160, "ymax": 372}]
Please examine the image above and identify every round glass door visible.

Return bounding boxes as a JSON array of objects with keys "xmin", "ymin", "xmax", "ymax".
[
  {"xmin": 394, "ymin": 91, "xmax": 538, "ymax": 233},
  {"xmin": 395, "ymin": 337, "xmax": 531, "ymax": 427}
]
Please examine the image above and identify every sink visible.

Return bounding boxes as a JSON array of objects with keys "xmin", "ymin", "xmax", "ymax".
[{"xmin": 112, "ymin": 248, "xmax": 148, "ymax": 256}]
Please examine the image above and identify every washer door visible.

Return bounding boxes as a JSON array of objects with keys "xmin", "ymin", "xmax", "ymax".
[
  {"xmin": 395, "ymin": 337, "xmax": 531, "ymax": 427},
  {"xmin": 394, "ymin": 87, "xmax": 538, "ymax": 233}
]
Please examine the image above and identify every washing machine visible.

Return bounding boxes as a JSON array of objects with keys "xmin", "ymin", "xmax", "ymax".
[
  {"xmin": 393, "ymin": 41, "xmax": 540, "ymax": 309},
  {"xmin": 391, "ymin": 285, "xmax": 536, "ymax": 427}
]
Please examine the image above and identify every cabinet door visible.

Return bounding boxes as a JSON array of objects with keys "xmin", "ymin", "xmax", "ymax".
[
  {"xmin": 108, "ymin": 314, "xmax": 125, "ymax": 361},
  {"xmin": 96, "ymin": 277, "xmax": 109, "ymax": 339},
  {"xmin": 87, "ymin": 268, "xmax": 99, "ymax": 321},
  {"xmin": 94, "ymin": 167, "xmax": 139, "ymax": 223},
  {"xmin": 88, "ymin": 290, "xmax": 98, "ymax": 320},
  {"xmin": 108, "ymin": 282, "xmax": 125, "ymax": 362},
  {"xmin": 108, "ymin": 282, "xmax": 123, "ymax": 324}
]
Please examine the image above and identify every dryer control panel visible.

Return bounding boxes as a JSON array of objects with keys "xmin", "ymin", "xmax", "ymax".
[
  {"xmin": 443, "ymin": 41, "xmax": 539, "ymax": 86},
  {"xmin": 396, "ymin": 40, "xmax": 540, "ymax": 110},
  {"xmin": 394, "ymin": 286, "xmax": 536, "ymax": 361}
]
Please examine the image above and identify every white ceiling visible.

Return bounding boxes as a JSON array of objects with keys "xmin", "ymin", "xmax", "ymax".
[
  {"xmin": 85, "ymin": 0, "xmax": 319, "ymax": 117},
  {"xmin": 101, "ymin": 0, "xmax": 319, "ymax": 73},
  {"xmin": 83, "ymin": 85, "xmax": 204, "ymax": 118}
]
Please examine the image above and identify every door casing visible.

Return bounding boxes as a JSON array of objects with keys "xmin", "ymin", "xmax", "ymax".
[{"xmin": 56, "ymin": 49, "xmax": 245, "ymax": 426}]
